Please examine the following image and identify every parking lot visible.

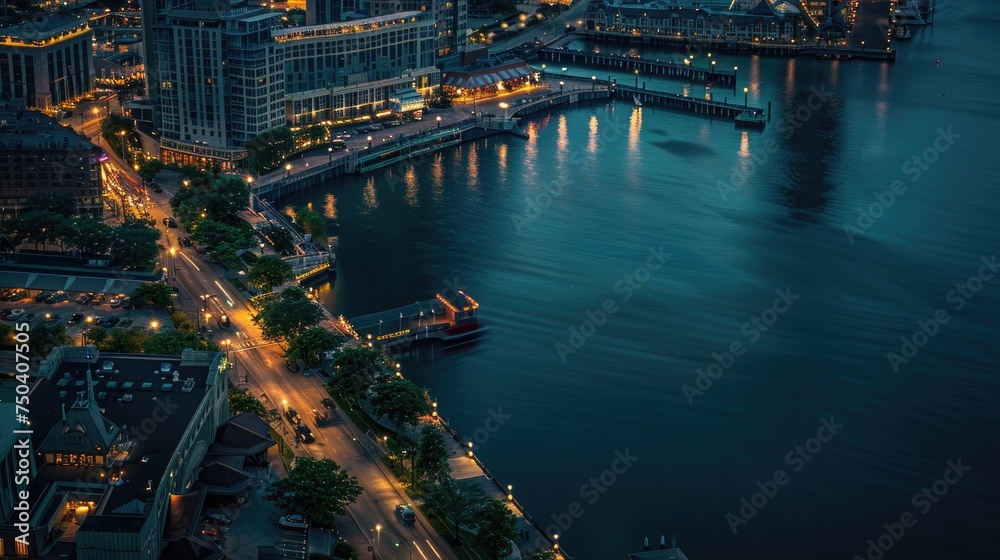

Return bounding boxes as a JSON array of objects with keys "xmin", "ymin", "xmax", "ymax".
[{"xmin": 1, "ymin": 289, "xmax": 175, "ymax": 345}]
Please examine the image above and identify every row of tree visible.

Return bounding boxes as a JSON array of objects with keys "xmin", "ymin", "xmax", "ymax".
[{"xmin": 0, "ymin": 192, "xmax": 160, "ymax": 269}]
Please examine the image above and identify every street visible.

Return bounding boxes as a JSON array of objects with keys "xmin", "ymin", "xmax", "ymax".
[{"xmin": 135, "ymin": 168, "xmax": 459, "ymax": 560}]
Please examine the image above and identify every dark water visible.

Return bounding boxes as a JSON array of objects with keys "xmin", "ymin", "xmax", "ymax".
[{"xmin": 281, "ymin": 2, "xmax": 999, "ymax": 557}]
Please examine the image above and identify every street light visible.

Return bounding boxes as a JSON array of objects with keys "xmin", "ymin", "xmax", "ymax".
[
  {"xmin": 436, "ymin": 116, "xmax": 441, "ymax": 128},
  {"xmin": 541, "ymin": 63, "xmax": 546, "ymax": 77},
  {"xmin": 182, "ymin": 179, "xmax": 190, "ymax": 188},
  {"xmin": 507, "ymin": 484, "xmax": 513, "ymax": 501},
  {"xmin": 711, "ymin": 60, "xmax": 716, "ymax": 78},
  {"xmin": 734, "ymin": 66, "xmax": 739, "ymax": 90},
  {"xmin": 634, "ymin": 68, "xmax": 639, "ymax": 88},
  {"xmin": 558, "ymin": 81, "xmax": 564, "ymax": 93},
  {"xmin": 743, "ymin": 87, "xmax": 749, "ymax": 107},
  {"xmin": 591, "ymin": 75, "xmax": 596, "ymax": 90},
  {"xmin": 499, "ymin": 102, "xmax": 509, "ymax": 121},
  {"xmin": 367, "ymin": 135, "xmax": 372, "ymax": 149},
  {"xmin": 150, "ymin": 320, "xmax": 159, "ymax": 330},
  {"xmin": 285, "ymin": 163, "xmax": 291, "ymax": 177},
  {"xmin": 328, "ymin": 146, "xmax": 333, "ymax": 162}
]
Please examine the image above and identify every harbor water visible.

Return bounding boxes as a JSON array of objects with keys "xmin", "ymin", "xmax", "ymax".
[{"xmin": 281, "ymin": 2, "xmax": 999, "ymax": 557}]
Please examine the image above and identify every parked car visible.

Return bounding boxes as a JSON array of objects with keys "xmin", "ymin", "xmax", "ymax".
[
  {"xmin": 4, "ymin": 289, "xmax": 25, "ymax": 301},
  {"xmin": 45, "ymin": 291, "xmax": 69, "ymax": 304},
  {"xmin": 34, "ymin": 291, "xmax": 53, "ymax": 302},
  {"xmin": 68, "ymin": 313, "xmax": 85, "ymax": 324},
  {"xmin": 91, "ymin": 293, "xmax": 106, "ymax": 304},
  {"xmin": 395, "ymin": 504, "xmax": 416, "ymax": 525},
  {"xmin": 76, "ymin": 294, "xmax": 91, "ymax": 304},
  {"xmin": 120, "ymin": 297, "xmax": 132, "ymax": 309},
  {"xmin": 321, "ymin": 397, "xmax": 335, "ymax": 409},
  {"xmin": 285, "ymin": 359, "xmax": 300, "ymax": 373},
  {"xmin": 278, "ymin": 515, "xmax": 308, "ymax": 530},
  {"xmin": 369, "ymin": 123, "xmax": 383, "ymax": 131},
  {"xmin": 109, "ymin": 295, "xmax": 128, "ymax": 308},
  {"xmin": 167, "ymin": 217, "xmax": 178, "ymax": 228},
  {"xmin": 19, "ymin": 313, "xmax": 36, "ymax": 323},
  {"xmin": 151, "ymin": 183, "xmax": 163, "ymax": 193},
  {"xmin": 99, "ymin": 315, "xmax": 120, "ymax": 328}
]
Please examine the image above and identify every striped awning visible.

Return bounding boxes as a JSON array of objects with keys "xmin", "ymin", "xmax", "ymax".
[{"xmin": 443, "ymin": 62, "xmax": 533, "ymax": 89}]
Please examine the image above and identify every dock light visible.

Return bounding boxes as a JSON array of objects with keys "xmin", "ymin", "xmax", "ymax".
[
  {"xmin": 559, "ymin": 81, "xmax": 564, "ymax": 93},
  {"xmin": 285, "ymin": 163, "xmax": 291, "ymax": 177},
  {"xmin": 468, "ymin": 441, "xmax": 474, "ymax": 457},
  {"xmin": 436, "ymin": 116, "xmax": 441, "ymax": 128},
  {"xmin": 507, "ymin": 484, "xmax": 513, "ymax": 501},
  {"xmin": 744, "ymin": 87, "xmax": 749, "ymax": 107},
  {"xmin": 367, "ymin": 135, "xmax": 372, "ymax": 149}
]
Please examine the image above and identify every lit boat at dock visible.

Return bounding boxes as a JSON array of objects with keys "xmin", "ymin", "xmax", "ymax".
[{"xmin": 735, "ymin": 111, "xmax": 767, "ymax": 129}]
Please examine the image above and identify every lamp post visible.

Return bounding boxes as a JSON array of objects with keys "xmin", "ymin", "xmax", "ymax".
[
  {"xmin": 634, "ymin": 68, "xmax": 639, "ymax": 89},
  {"xmin": 499, "ymin": 102, "xmax": 509, "ymax": 122},
  {"xmin": 436, "ymin": 116, "xmax": 441, "ymax": 128},
  {"xmin": 328, "ymin": 146, "xmax": 333, "ymax": 162},
  {"xmin": 285, "ymin": 163, "xmax": 291, "ymax": 178},
  {"xmin": 507, "ymin": 484, "xmax": 513, "ymax": 501},
  {"xmin": 591, "ymin": 75, "xmax": 596, "ymax": 90},
  {"xmin": 733, "ymin": 66, "xmax": 738, "ymax": 91},
  {"xmin": 711, "ymin": 60, "xmax": 716, "ymax": 79},
  {"xmin": 541, "ymin": 63, "xmax": 546, "ymax": 77},
  {"xmin": 558, "ymin": 81, "xmax": 564, "ymax": 93},
  {"xmin": 367, "ymin": 136, "xmax": 372, "ymax": 149},
  {"xmin": 743, "ymin": 87, "xmax": 749, "ymax": 107}
]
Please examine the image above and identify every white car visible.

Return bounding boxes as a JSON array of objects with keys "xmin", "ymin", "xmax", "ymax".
[{"xmin": 279, "ymin": 514, "xmax": 308, "ymax": 530}]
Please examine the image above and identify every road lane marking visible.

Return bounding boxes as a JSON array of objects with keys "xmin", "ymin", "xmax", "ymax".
[
  {"xmin": 412, "ymin": 541, "xmax": 429, "ymax": 560},
  {"xmin": 425, "ymin": 539, "xmax": 443, "ymax": 560}
]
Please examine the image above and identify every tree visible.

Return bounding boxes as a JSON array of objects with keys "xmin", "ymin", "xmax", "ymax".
[
  {"xmin": 370, "ymin": 377, "xmax": 428, "ymax": 433},
  {"xmin": 138, "ymin": 160, "xmax": 163, "ymax": 186},
  {"xmin": 305, "ymin": 125, "xmax": 327, "ymax": 146},
  {"xmin": 71, "ymin": 216, "xmax": 114, "ymax": 254},
  {"xmin": 171, "ymin": 177, "xmax": 250, "ymax": 229},
  {"xmin": 473, "ymin": 499, "xmax": 518, "ymax": 559},
  {"xmin": 428, "ymin": 86, "xmax": 453, "ymax": 109},
  {"xmin": 251, "ymin": 286, "xmax": 323, "ymax": 342},
  {"xmin": 130, "ymin": 283, "xmax": 176, "ymax": 308},
  {"xmin": 263, "ymin": 457, "xmax": 363, "ymax": 527},
  {"xmin": 247, "ymin": 255, "xmax": 294, "ymax": 291},
  {"xmin": 110, "ymin": 217, "xmax": 161, "ymax": 270},
  {"xmin": 25, "ymin": 191, "xmax": 76, "ymax": 217},
  {"xmin": 295, "ymin": 206, "xmax": 328, "ymax": 246},
  {"xmin": 29, "ymin": 323, "xmax": 72, "ymax": 358},
  {"xmin": 97, "ymin": 328, "xmax": 149, "ymax": 353},
  {"xmin": 287, "ymin": 327, "xmax": 343, "ymax": 368},
  {"xmin": 328, "ymin": 346, "xmax": 385, "ymax": 399},
  {"xmin": 143, "ymin": 330, "xmax": 214, "ymax": 354},
  {"xmin": 416, "ymin": 424, "xmax": 451, "ymax": 483},
  {"xmin": 245, "ymin": 126, "xmax": 295, "ymax": 175},
  {"xmin": 228, "ymin": 387, "xmax": 278, "ymax": 423},
  {"xmin": 18, "ymin": 210, "xmax": 69, "ymax": 249},
  {"xmin": 428, "ymin": 478, "xmax": 488, "ymax": 538}
]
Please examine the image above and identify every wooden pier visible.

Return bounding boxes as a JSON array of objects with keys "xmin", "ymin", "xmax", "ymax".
[
  {"xmin": 540, "ymin": 47, "xmax": 736, "ymax": 86},
  {"xmin": 345, "ymin": 291, "xmax": 484, "ymax": 348}
]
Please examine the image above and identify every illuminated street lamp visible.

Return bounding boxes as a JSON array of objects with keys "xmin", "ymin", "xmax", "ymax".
[
  {"xmin": 499, "ymin": 102, "xmax": 509, "ymax": 121},
  {"xmin": 634, "ymin": 68, "xmax": 639, "ymax": 88},
  {"xmin": 711, "ymin": 60, "xmax": 716, "ymax": 78},
  {"xmin": 507, "ymin": 484, "xmax": 513, "ymax": 501},
  {"xmin": 328, "ymin": 146, "xmax": 333, "ymax": 162},
  {"xmin": 182, "ymin": 179, "xmax": 190, "ymax": 188},
  {"xmin": 558, "ymin": 81, "xmax": 564, "ymax": 93},
  {"xmin": 436, "ymin": 115, "xmax": 441, "ymax": 128},
  {"xmin": 743, "ymin": 87, "xmax": 749, "ymax": 107},
  {"xmin": 591, "ymin": 75, "xmax": 596, "ymax": 90},
  {"xmin": 367, "ymin": 136, "xmax": 372, "ymax": 149},
  {"xmin": 150, "ymin": 320, "xmax": 159, "ymax": 330},
  {"xmin": 285, "ymin": 163, "xmax": 292, "ymax": 177},
  {"xmin": 467, "ymin": 441, "xmax": 474, "ymax": 457},
  {"xmin": 734, "ymin": 66, "xmax": 739, "ymax": 90}
]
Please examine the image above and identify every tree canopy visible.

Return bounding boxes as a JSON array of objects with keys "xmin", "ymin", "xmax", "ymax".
[
  {"xmin": 328, "ymin": 346, "xmax": 386, "ymax": 400},
  {"xmin": 415, "ymin": 424, "xmax": 451, "ymax": 484},
  {"xmin": 428, "ymin": 478, "xmax": 488, "ymax": 538},
  {"xmin": 473, "ymin": 499, "xmax": 518, "ymax": 559},
  {"xmin": 228, "ymin": 387, "xmax": 278, "ymax": 423},
  {"xmin": 251, "ymin": 286, "xmax": 323, "ymax": 342},
  {"xmin": 370, "ymin": 377, "xmax": 428, "ymax": 433},
  {"xmin": 287, "ymin": 327, "xmax": 343, "ymax": 368},
  {"xmin": 142, "ymin": 330, "xmax": 214, "ymax": 354},
  {"xmin": 245, "ymin": 126, "xmax": 295, "ymax": 175},
  {"xmin": 247, "ymin": 254, "xmax": 294, "ymax": 291},
  {"xmin": 110, "ymin": 217, "xmax": 161, "ymax": 270},
  {"xmin": 294, "ymin": 206, "xmax": 328, "ymax": 246},
  {"xmin": 263, "ymin": 457, "xmax": 363, "ymax": 527},
  {"xmin": 171, "ymin": 175, "xmax": 250, "ymax": 230},
  {"xmin": 130, "ymin": 282, "xmax": 176, "ymax": 309}
]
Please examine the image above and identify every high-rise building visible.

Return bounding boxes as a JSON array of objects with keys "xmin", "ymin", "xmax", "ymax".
[
  {"xmin": 364, "ymin": 0, "xmax": 467, "ymax": 62},
  {"xmin": 152, "ymin": 1, "xmax": 285, "ymax": 170},
  {"xmin": 275, "ymin": 11, "xmax": 440, "ymax": 125},
  {"xmin": 0, "ymin": 15, "xmax": 94, "ymax": 109},
  {"xmin": 306, "ymin": 0, "xmax": 362, "ymax": 25},
  {"xmin": 0, "ymin": 109, "xmax": 104, "ymax": 220}
]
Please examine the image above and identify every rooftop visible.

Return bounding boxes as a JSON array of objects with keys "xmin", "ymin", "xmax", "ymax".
[
  {"xmin": 17, "ymin": 348, "xmax": 222, "ymax": 526},
  {"xmin": 0, "ymin": 111, "xmax": 99, "ymax": 152},
  {"xmin": 0, "ymin": 14, "xmax": 90, "ymax": 45}
]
